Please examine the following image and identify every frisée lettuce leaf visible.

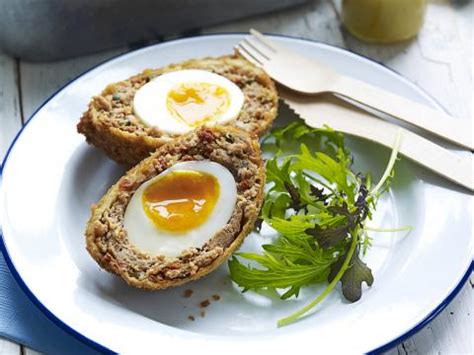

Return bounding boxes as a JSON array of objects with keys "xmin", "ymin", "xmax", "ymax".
[{"xmin": 228, "ymin": 121, "xmax": 401, "ymax": 326}]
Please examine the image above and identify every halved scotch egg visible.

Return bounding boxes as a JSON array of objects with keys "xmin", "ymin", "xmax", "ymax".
[
  {"xmin": 77, "ymin": 55, "xmax": 278, "ymax": 165},
  {"xmin": 85, "ymin": 126, "xmax": 264, "ymax": 289}
]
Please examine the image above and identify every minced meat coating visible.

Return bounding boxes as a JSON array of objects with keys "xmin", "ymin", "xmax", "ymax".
[
  {"xmin": 77, "ymin": 54, "xmax": 278, "ymax": 165},
  {"xmin": 85, "ymin": 126, "xmax": 265, "ymax": 290}
]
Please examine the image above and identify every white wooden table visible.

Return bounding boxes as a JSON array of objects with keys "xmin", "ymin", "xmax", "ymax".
[{"xmin": 0, "ymin": 1, "xmax": 472, "ymax": 354}]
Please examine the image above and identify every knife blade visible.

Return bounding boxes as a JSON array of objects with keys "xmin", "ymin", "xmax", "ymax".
[{"xmin": 279, "ymin": 88, "xmax": 473, "ymax": 192}]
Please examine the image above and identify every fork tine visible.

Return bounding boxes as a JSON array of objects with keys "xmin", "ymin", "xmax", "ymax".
[
  {"xmin": 249, "ymin": 28, "xmax": 278, "ymax": 52},
  {"xmin": 243, "ymin": 37, "xmax": 272, "ymax": 59},
  {"xmin": 235, "ymin": 44, "xmax": 263, "ymax": 67},
  {"xmin": 237, "ymin": 41, "xmax": 269, "ymax": 65}
]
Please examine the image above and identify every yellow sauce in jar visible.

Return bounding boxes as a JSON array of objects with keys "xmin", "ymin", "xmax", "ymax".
[{"xmin": 342, "ymin": 0, "xmax": 427, "ymax": 43}]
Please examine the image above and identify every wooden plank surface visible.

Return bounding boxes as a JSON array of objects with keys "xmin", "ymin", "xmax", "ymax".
[
  {"xmin": 0, "ymin": 54, "xmax": 22, "ymax": 159},
  {"xmin": 20, "ymin": 49, "xmax": 127, "ymax": 121},
  {"xmin": 0, "ymin": 339, "xmax": 20, "ymax": 355},
  {"xmin": 0, "ymin": 54, "xmax": 23, "ymax": 355},
  {"xmin": 0, "ymin": 0, "xmax": 472, "ymax": 354},
  {"xmin": 22, "ymin": 348, "xmax": 41, "ymax": 355}
]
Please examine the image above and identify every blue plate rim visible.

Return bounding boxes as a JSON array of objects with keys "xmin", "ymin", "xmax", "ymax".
[{"xmin": 0, "ymin": 32, "xmax": 472, "ymax": 354}]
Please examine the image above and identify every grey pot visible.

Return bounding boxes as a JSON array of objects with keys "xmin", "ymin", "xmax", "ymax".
[{"xmin": 0, "ymin": 0, "xmax": 308, "ymax": 61}]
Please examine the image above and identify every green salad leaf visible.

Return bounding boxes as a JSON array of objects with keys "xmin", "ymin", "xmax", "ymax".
[
  {"xmin": 228, "ymin": 121, "xmax": 401, "ymax": 326},
  {"xmin": 328, "ymin": 245, "xmax": 374, "ymax": 303}
]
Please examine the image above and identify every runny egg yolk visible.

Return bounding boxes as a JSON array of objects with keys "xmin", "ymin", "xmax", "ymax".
[
  {"xmin": 142, "ymin": 170, "xmax": 220, "ymax": 233},
  {"xmin": 166, "ymin": 82, "xmax": 230, "ymax": 127}
]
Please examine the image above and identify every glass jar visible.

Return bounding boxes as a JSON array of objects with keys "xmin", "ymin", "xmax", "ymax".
[{"xmin": 342, "ymin": 0, "xmax": 427, "ymax": 43}]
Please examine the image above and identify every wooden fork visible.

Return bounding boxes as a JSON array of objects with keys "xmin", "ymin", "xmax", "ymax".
[{"xmin": 236, "ymin": 29, "xmax": 473, "ymax": 151}]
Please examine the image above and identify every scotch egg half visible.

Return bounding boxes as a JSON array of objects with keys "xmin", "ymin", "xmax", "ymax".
[{"xmin": 85, "ymin": 126, "xmax": 265, "ymax": 289}]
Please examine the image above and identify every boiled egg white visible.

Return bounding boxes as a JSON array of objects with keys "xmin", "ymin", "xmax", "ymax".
[
  {"xmin": 123, "ymin": 161, "xmax": 237, "ymax": 257},
  {"xmin": 133, "ymin": 69, "xmax": 245, "ymax": 135}
]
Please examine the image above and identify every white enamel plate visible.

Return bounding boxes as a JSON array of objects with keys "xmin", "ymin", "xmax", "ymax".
[{"xmin": 0, "ymin": 35, "xmax": 472, "ymax": 354}]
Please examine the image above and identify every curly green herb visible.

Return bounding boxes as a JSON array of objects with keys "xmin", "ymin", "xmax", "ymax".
[{"xmin": 228, "ymin": 121, "xmax": 401, "ymax": 326}]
